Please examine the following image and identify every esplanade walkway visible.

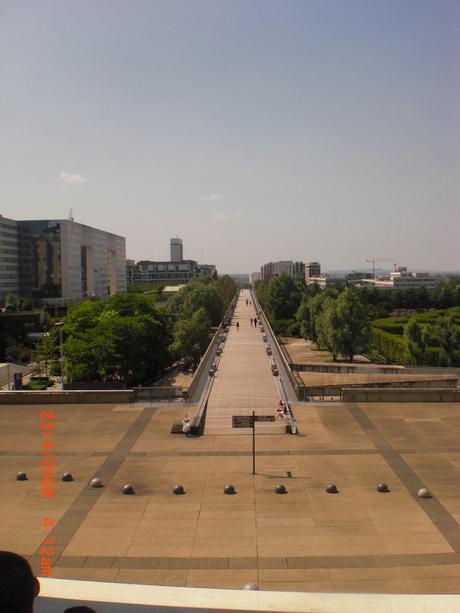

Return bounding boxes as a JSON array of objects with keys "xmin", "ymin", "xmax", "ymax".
[{"xmin": 204, "ymin": 289, "xmax": 286, "ymax": 435}]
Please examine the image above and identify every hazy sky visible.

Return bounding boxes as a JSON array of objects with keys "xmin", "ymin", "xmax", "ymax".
[{"xmin": 1, "ymin": 0, "xmax": 459, "ymax": 273}]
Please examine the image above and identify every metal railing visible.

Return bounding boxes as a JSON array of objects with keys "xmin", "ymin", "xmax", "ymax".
[{"xmin": 250, "ymin": 290, "xmax": 298, "ymax": 434}]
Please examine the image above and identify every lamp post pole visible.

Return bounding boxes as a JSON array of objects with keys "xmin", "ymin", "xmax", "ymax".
[{"xmin": 55, "ymin": 322, "xmax": 65, "ymax": 390}]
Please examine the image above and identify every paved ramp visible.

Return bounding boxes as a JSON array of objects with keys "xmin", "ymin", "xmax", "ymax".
[{"xmin": 204, "ymin": 289, "xmax": 286, "ymax": 435}]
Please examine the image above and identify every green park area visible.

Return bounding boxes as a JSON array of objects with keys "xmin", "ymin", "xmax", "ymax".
[{"xmin": 255, "ymin": 275, "xmax": 460, "ymax": 367}]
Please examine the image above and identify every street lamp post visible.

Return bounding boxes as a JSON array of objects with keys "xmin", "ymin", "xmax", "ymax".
[{"xmin": 55, "ymin": 322, "xmax": 65, "ymax": 390}]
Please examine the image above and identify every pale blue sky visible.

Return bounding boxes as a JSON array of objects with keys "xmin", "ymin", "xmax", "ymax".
[{"xmin": 1, "ymin": 0, "xmax": 459, "ymax": 273}]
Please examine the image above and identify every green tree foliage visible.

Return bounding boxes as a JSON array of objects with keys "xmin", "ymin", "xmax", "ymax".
[
  {"xmin": 334, "ymin": 288, "xmax": 370, "ymax": 362},
  {"xmin": 267, "ymin": 273, "xmax": 303, "ymax": 320},
  {"xmin": 216, "ymin": 275, "xmax": 238, "ymax": 310},
  {"xmin": 170, "ymin": 307, "xmax": 211, "ymax": 368},
  {"xmin": 369, "ymin": 328, "xmax": 407, "ymax": 364},
  {"xmin": 295, "ymin": 297, "xmax": 311, "ymax": 340},
  {"xmin": 35, "ymin": 329, "xmax": 59, "ymax": 376},
  {"xmin": 63, "ymin": 294, "xmax": 170, "ymax": 385},
  {"xmin": 315, "ymin": 297, "xmax": 340, "ymax": 360},
  {"xmin": 169, "ymin": 278, "xmax": 224, "ymax": 326},
  {"xmin": 308, "ymin": 289, "xmax": 338, "ymax": 342},
  {"xmin": 404, "ymin": 317, "xmax": 425, "ymax": 365}
]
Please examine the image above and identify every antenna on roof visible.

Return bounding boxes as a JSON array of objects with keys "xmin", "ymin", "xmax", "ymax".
[{"xmin": 68, "ymin": 207, "xmax": 74, "ymax": 222}]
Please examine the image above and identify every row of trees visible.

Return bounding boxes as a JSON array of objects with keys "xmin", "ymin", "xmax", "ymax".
[
  {"xmin": 168, "ymin": 275, "xmax": 236, "ymax": 368},
  {"xmin": 255, "ymin": 275, "xmax": 370, "ymax": 362},
  {"xmin": 32, "ymin": 275, "xmax": 237, "ymax": 385},
  {"xmin": 255, "ymin": 273, "xmax": 460, "ymax": 366}
]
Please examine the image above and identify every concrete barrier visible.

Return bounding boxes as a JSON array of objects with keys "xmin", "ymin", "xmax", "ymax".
[
  {"xmin": 342, "ymin": 388, "xmax": 460, "ymax": 403},
  {"xmin": 0, "ymin": 390, "xmax": 134, "ymax": 404},
  {"xmin": 293, "ymin": 363, "xmax": 404, "ymax": 375}
]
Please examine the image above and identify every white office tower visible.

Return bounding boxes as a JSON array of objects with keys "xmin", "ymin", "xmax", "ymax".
[{"xmin": 170, "ymin": 237, "xmax": 183, "ymax": 262}]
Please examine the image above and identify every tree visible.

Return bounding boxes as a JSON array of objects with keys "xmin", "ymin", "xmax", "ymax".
[
  {"xmin": 35, "ymin": 330, "xmax": 59, "ymax": 377},
  {"xmin": 334, "ymin": 288, "xmax": 370, "ymax": 362},
  {"xmin": 308, "ymin": 288, "xmax": 338, "ymax": 342},
  {"xmin": 404, "ymin": 317, "xmax": 425, "ymax": 365},
  {"xmin": 267, "ymin": 274, "xmax": 302, "ymax": 320},
  {"xmin": 63, "ymin": 294, "xmax": 170, "ymax": 385},
  {"xmin": 295, "ymin": 297, "xmax": 311, "ymax": 340},
  {"xmin": 427, "ymin": 315, "xmax": 460, "ymax": 366},
  {"xmin": 216, "ymin": 275, "xmax": 237, "ymax": 309},
  {"xmin": 170, "ymin": 307, "xmax": 211, "ymax": 368},
  {"xmin": 315, "ymin": 297, "xmax": 340, "ymax": 360}
]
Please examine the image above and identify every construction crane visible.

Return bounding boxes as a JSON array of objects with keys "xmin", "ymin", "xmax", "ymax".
[{"xmin": 365, "ymin": 259, "xmax": 394, "ymax": 279}]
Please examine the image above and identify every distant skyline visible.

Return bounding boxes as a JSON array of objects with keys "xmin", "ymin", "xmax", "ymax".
[{"xmin": 1, "ymin": 0, "xmax": 459, "ymax": 273}]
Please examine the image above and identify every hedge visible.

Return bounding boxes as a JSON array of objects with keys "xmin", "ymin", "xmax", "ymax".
[{"xmin": 370, "ymin": 327, "xmax": 406, "ymax": 364}]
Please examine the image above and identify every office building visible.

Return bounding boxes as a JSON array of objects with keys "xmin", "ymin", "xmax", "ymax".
[
  {"xmin": 0, "ymin": 215, "xmax": 19, "ymax": 299},
  {"xmin": 304, "ymin": 261, "xmax": 331, "ymax": 287},
  {"xmin": 198, "ymin": 264, "xmax": 217, "ymax": 277},
  {"xmin": 260, "ymin": 260, "xmax": 305, "ymax": 282},
  {"xmin": 0, "ymin": 216, "xmax": 126, "ymax": 303},
  {"xmin": 134, "ymin": 259, "xmax": 199, "ymax": 284},
  {"xmin": 305, "ymin": 261, "xmax": 321, "ymax": 280},
  {"xmin": 362, "ymin": 267, "xmax": 443, "ymax": 290},
  {"xmin": 133, "ymin": 238, "xmax": 217, "ymax": 285},
  {"xmin": 170, "ymin": 237, "xmax": 183, "ymax": 263}
]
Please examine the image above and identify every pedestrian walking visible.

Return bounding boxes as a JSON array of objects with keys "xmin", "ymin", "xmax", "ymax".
[
  {"xmin": 254, "ymin": 317, "xmax": 258, "ymax": 326},
  {"xmin": 250, "ymin": 318, "xmax": 253, "ymax": 326},
  {"xmin": 275, "ymin": 401, "xmax": 284, "ymax": 421},
  {"xmin": 236, "ymin": 321, "xmax": 239, "ymax": 330}
]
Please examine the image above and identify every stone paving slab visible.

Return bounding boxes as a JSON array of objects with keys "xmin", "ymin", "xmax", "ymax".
[
  {"xmin": 2, "ymin": 376, "xmax": 460, "ymax": 593},
  {"xmin": 205, "ymin": 291, "xmax": 285, "ymax": 435}
]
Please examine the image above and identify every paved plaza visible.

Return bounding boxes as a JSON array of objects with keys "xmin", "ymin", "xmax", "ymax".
[
  {"xmin": 1, "ymin": 398, "xmax": 460, "ymax": 593},
  {"xmin": 0, "ymin": 290, "xmax": 460, "ymax": 594}
]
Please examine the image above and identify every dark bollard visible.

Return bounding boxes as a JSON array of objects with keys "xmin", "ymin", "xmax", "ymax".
[
  {"xmin": 377, "ymin": 482, "xmax": 390, "ymax": 493},
  {"xmin": 62, "ymin": 472, "xmax": 74, "ymax": 482},
  {"xmin": 16, "ymin": 472, "xmax": 28, "ymax": 481},
  {"xmin": 122, "ymin": 484, "xmax": 135, "ymax": 495},
  {"xmin": 243, "ymin": 583, "xmax": 259, "ymax": 590},
  {"xmin": 275, "ymin": 484, "xmax": 287, "ymax": 494},
  {"xmin": 326, "ymin": 484, "xmax": 339, "ymax": 494},
  {"xmin": 173, "ymin": 484, "xmax": 185, "ymax": 495},
  {"xmin": 90, "ymin": 478, "xmax": 103, "ymax": 488},
  {"xmin": 224, "ymin": 484, "xmax": 236, "ymax": 495}
]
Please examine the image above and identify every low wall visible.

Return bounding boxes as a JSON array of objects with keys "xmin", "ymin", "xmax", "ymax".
[
  {"xmin": 293, "ymin": 363, "xmax": 404, "ymax": 375},
  {"xmin": 134, "ymin": 386, "xmax": 184, "ymax": 401},
  {"xmin": 0, "ymin": 390, "xmax": 134, "ymax": 404},
  {"xmin": 342, "ymin": 388, "xmax": 460, "ymax": 403},
  {"xmin": 298, "ymin": 376, "xmax": 458, "ymax": 400}
]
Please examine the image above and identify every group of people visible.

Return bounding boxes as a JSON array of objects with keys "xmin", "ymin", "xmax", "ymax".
[
  {"xmin": 245, "ymin": 299, "xmax": 252, "ymax": 306},
  {"xmin": 275, "ymin": 400, "xmax": 289, "ymax": 420},
  {"xmin": 0, "ymin": 550, "xmax": 96, "ymax": 612},
  {"xmin": 250, "ymin": 317, "xmax": 258, "ymax": 327}
]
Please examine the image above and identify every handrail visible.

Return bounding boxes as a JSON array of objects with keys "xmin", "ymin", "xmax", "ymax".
[
  {"xmin": 186, "ymin": 292, "xmax": 238, "ymax": 433},
  {"xmin": 250, "ymin": 290, "xmax": 298, "ymax": 434}
]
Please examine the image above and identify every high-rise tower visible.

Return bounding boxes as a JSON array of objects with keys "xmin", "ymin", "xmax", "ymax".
[{"xmin": 170, "ymin": 237, "xmax": 183, "ymax": 262}]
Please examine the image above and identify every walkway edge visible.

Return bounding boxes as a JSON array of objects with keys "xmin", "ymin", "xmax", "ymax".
[{"xmin": 38, "ymin": 577, "xmax": 460, "ymax": 612}]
